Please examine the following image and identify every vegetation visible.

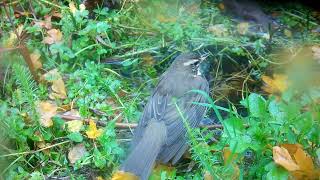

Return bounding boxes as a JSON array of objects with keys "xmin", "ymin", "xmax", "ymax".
[{"xmin": 0, "ymin": 0, "xmax": 319, "ymax": 179}]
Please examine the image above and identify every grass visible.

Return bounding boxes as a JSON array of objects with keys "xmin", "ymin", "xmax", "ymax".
[{"xmin": 0, "ymin": 0, "xmax": 320, "ymax": 179}]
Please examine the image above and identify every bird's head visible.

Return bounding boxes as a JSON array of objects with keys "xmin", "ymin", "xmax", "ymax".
[{"xmin": 170, "ymin": 52, "xmax": 209, "ymax": 75}]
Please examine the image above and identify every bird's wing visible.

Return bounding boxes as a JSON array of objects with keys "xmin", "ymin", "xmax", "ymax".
[{"xmin": 131, "ymin": 74, "xmax": 209, "ymax": 163}]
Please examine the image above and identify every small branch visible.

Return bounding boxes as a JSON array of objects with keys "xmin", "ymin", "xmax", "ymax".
[
  {"xmin": 58, "ymin": 114, "xmax": 249, "ymax": 130},
  {"xmin": 0, "ymin": 141, "xmax": 70, "ymax": 158},
  {"xmin": 18, "ymin": 45, "xmax": 39, "ymax": 82}
]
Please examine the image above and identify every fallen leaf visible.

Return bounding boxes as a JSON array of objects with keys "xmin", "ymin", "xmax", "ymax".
[
  {"xmin": 68, "ymin": 143, "xmax": 87, "ymax": 164},
  {"xmin": 5, "ymin": 25, "xmax": 24, "ymax": 47},
  {"xmin": 280, "ymin": 144, "xmax": 302, "ymax": 155},
  {"xmin": 223, "ymin": 147, "xmax": 240, "ymax": 180},
  {"xmin": 204, "ymin": 171, "xmax": 214, "ymax": 180},
  {"xmin": 151, "ymin": 163, "xmax": 176, "ymax": 179},
  {"xmin": 34, "ymin": 15, "xmax": 52, "ymax": 29},
  {"xmin": 69, "ymin": 2, "xmax": 86, "ymax": 15},
  {"xmin": 69, "ymin": 2, "xmax": 77, "ymax": 14},
  {"xmin": 43, "ymin": 69, "xmax": 67, "ymax": 99},
  {"xmin": 30, "ymin": 51, "xmax": 42, "ymax": 70},
  {"xmin": 208, "ymin": 24, "xmax": 228, "ymax": 37},
  {"xmin": 142, "ymin": 54, "xmax": 155, "ymax": 66},
  {"xmin": 86, "ymin": 119, "xmax": 103, "ymax": 139},
  {"xmin": 79, "ymin": 4, "xmax": 86, "ymax": 11},
  {"xmin": 284, "ymin": 29, "xmax": 292, "ymax": 38},
  {"xmin": 218, "ymin": 3, "xmax": 225, "ymax": 10},
  {"xmin": 293, "ymin": 147, "xmax": 317, "ymax": 177},
  {"xmin": 37, "ymin": 101, "xmax": 57, "ymax": 127},
  {"xmin": 237, "ymin": 22, "xmax": 250, "ymax": 35},
  {"xmin": 95, "ymin": 176, "xmax": 104, "ymax": 180},
  {"xmin": 111, "ymin": 171, "xmax": 139, "ymax": 180},
  {"xmin": 311, "ymin": 45, "xmax": 320, "ymax": 64},
  {"xmin": 66, "ymin": 120, "xmax": 83, "ymax": 133},
  {"xmin": 43, "ymin": 29, "xmax": 62, "ymax": 44},
  {"xmin": 262, "ymin": 74, "xmax": 288, "ymax": 95},
  {"xmin": 273, "ymin": 146, "xmax": 300, "ymax": 171}
]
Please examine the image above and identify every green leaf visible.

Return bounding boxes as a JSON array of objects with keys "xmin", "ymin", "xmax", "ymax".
[
  {"xmin": 67, "ymin": 132, "xmax": 83, "ymax": 142},
  {"xmin": 268, "ymin": 100, "xmax": 285, "ymax": 123},
  {"xmin": 93, "ymin": 148, "xmax": 106, "ymax": 168},
  {"xmin": 241, "ymin": 93, "xmax": 266, "ymax": 118},
  {"xmin": 265, "ymin": 163, "xmax": 289, "ymax": 180}
]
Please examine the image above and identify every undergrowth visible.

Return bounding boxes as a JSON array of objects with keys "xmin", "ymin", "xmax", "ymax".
[{"xmin": 0, "ymin": 0, "xmax": 320, "ymax": 179}]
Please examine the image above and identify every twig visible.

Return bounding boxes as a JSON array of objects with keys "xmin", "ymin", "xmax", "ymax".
[
  {"xmin": 19, "ymin": 45, "xmax": 39, "ymax": 82},
  {"xmin": 0, "ymin": 141, "xmax": 70, "ymax": 158},
  {"xmin": 2, "ymin": 1, "xmax": 20, "ymax": 43},
  {"xmin": 58, "ymin": 114, "xmax": 249, "ymax": 130}
]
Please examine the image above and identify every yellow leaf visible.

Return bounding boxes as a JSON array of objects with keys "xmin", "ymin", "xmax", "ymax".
[
  {"xmin": 151, "ymin": 163, "xmax": 176, "ymax": 180},
  {"xmin": 37, "ymin": 101, "xmax": 57, "ymax": 127},
  {"xmin": 43, "ymin": 69, "xmax": 67, "ymax": 99},
  {"xmin": 30, "ymin": 51, "xmax": 42, "ymax": 70},
  {"xmin": 273, "ymin": 146, "xmax": 300, "ymax": 171},
  {"xmin": 43, "ymin": 29, "xmax": 63, "ymax": 44},
  {"xmin": 262, "ymin": 74, "xmax": 288, "ymax": 95},
  {"xmin": 111, "ymin": 171, "xmax": 139, "ymax": 180},
  {"xmin": 86, "ymin": 120, "xmax": 103, "ymax": 139}
]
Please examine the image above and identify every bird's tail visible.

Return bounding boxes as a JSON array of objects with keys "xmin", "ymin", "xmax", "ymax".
[{"xmin": 120, "ymin": 120, "xmax": 166, "ymax": 180}]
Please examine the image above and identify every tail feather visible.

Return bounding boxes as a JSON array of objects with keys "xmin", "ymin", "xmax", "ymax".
[{"xmin": 121, "ymin": 120, "xmax": 166, "ymax": 180}]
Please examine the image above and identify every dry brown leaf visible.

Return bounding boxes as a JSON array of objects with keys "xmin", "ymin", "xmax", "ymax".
[
  {"xmin": 66, "ymin": 120, "xmax": 83, "ymax": 133},
  {"xmin": 275, "ymin": 144, "xmax": 320, "ymax": 179},
  {"xmin": 142, "ymin": 54, "xmax": 155, "ymax": 66},
  {"xmin": 37, "ymin": 101, "xmax": 57, "ymax": 127},
  {"xmin": 34, "ymin": 15, "xmax": 52, "ymax": 29},
  {"xmin": 5, "ymin": 25, "xmax": 24, "ymax": 47},
  {"xmin": 43, "ymin": 69, "xmax": 67, "ymax": 99},
  {"xmin": 293, "ymin": 147, "xmax": 315, "ymax": 173},
  {"xmin": 204, "ymin": 171, "xmax": 214, "ymax": 180},
  {"xmin": 68, "ymin": 143, "xmax": 87, "ymax": 164},
  {"xmin": 30, "ymin": 51, "xmax": 42, "ymax": 70},
  {"xmin": 218, "ymin": 3, "xmax": 225, "ymax": 10},
  {"xmin": 273, "ymin": 146, "xmax": 300, "ymax": 171},
  {"xmin": 43, "ymin": 29, "xmax": 62, "ymax": 44},
  {"xmin": 208, "ymin": 24, "xmax": 228, "ymax": 37},
  {"xmin": 111, "ymin": 171, "xmax": 139, "ymax": 180},
  {"xmin": 223, "ymin": 147, "xmax": 240, "ymax": 180},
  {"xmin": 284, "ymin": 29, "xmax": 292, "ymax": 38},
  {"xmin": 280, "ymin": 144, "xmax": 303, "ymax": 155},
  {"xmin": 311, "ymin": 45, "xmax": 320, "ymax": 64},
  {"xmin": 85, "ymin": 119, "xmax": 103, "ymax": 139},
  {"xmin": 237, "ymin": 22, "xmax": 250, "ymax": 35},
  {"xmin": 262, "ymin": 74, "xmax": 288, "ymax": 95}
]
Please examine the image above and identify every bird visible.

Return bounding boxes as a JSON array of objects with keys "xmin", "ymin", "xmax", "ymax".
[{"xmin": 117, "ymin": 52, "xmax": 210, "ymax": 180}]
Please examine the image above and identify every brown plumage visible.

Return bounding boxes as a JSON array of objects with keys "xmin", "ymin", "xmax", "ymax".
[{"xmin": 120, "ymin": 52, "xmax": 209, "ymax": 180}]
